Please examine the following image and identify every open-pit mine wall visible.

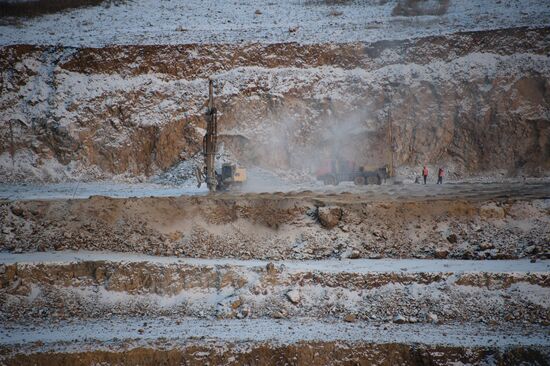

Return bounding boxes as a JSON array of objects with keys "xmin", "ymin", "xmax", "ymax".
[{"xmin": 1, "ymin": 27, "xmax": 549, "ymax": 182}]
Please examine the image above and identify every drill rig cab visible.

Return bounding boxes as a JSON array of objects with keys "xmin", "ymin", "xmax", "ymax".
[{"xmin": 221, "ymin": 163, "xmax": 247, "ymax": 185}]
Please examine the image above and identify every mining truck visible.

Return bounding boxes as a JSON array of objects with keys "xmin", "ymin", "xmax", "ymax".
[
  {"xmin": 195, "ymin": 79, "xmax": 247, "ymax": 192},
  {"xmin": 315, "ymin": 159, "xmax": 387, "ymax": 185}
]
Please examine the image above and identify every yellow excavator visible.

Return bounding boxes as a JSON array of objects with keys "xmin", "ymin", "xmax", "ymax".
[{"xmin": 195, "ymin": 79, "xmax": 247, "ymax": 191}]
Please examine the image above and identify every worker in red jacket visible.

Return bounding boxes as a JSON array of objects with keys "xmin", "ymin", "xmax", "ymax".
[
  {"xmin": 422, "ymin": 166, "xmax": 428, "ymax": 184},
  {"xmin": 437, "ymin": 167, "xmax": 444, "ymax": 184}
]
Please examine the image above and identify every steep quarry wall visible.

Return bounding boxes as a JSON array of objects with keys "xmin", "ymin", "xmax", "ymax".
[{"xmin": 1, "ymin": 27, "xmax": 549, "ymax": 182}]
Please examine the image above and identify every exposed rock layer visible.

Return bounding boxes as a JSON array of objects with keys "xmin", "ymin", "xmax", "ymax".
[{"xmin": 1, "ymin": 27, "xmax": 549, "ymax": 181}]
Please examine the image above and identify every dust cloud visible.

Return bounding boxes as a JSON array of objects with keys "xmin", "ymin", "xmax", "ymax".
[{"xmin": 236, "ymin": 97, "xmax": 385, "ymax": 189}]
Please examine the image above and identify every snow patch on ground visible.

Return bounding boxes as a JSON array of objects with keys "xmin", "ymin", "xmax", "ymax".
[
  {"xmin": 2, "ymin": 250, "xmax": 549, "ymax": 273},
  {"xmin": 0, "ymin": 181, "xmax": 207, "ymax": 200},
  {"xmin": 2, "ymin": 318, "xmax": 549, "ymax": 348},
  {"xmin": 0, "ymin": 0, "xmax": 548, "ymax": 46}
]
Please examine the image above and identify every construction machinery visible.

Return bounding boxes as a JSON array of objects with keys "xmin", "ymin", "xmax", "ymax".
[
  {"xmin": 315, "ymin": 96, "xmax": 391, "ymax": 186},
  {"xmin": 220, "ymin": 163, "xmax": 247, "ymax": 186},
  {"xmin": 196, "ymin": 79, "xmax": 247, "ymax": 191},
  {"xmin": 315, "ymin": 159, "xmax": 388, "ymax": 185}
]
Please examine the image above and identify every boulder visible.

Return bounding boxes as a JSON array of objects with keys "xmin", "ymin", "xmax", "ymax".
[
  {"xmin": 344, "ymin": 314, "xmax": 357, "ymax": 323},
  {"xmin": 479, "ymin": 242, "xmax": 495, "ymax": 250},
  {"xmin": 479, "ymin": 203, "xmax": 506, "ymax": 219},
  {"xmin": 10, "ymin": 207, "xmax": 25, "ymax": 217},
  {"xmin": 286, "ymin": 289, "xmax": 301, "ymax": 304},
  {"xmin": 266, "ymin": 262, "xmax": 276, "ymax": 274},
  {"xmin": 434, "ymin": 248, "xmax": 449, "ymax": 259},
  {"xmin": 339, "ymin": 224, "xmax": 350, "ymax": 232},
  {"xmin": 392, "ymin": 0, "xmax": 450, "ymax": 16},
  {"xmin": 237, "ymin": 305, "xmax": 250, "ymax": 319},
  {"xmin": 427, "ymin": 312, "xmax": 438, "ymax": 323},
  {"xmin": 446, "ymin": 234, "xmax": 458, "ymax": 243},
  {"xmin": 393, "ymin": 314, "xmax": 407, "ymax": 324},
  {"xmin": 230, "ymin": 297, "xmax": 242, "ymax": 310},
  {"xmin": 272, "ymin": 310, "xmax": 287, "ymax": 319},
  {"xmin": 317, "ymin": 207, "xmax": 342, "ymax": 229}
]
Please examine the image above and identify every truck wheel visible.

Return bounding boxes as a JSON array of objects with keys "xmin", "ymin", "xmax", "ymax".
[
  {"xmin": 324, "ymin": 175, "xmax": 338, "ymax": 186},
  {"xmin": 366, "ymin": 176, "xmax": 378, "ymax": 185},
  {"xmin": 354, "ymin": 176, "xmax": 365, "ymax": 185}
]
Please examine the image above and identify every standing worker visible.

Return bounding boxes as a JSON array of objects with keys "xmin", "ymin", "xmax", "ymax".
[
  {"xmin": 422, "ymin": 165, "xmax": 428, "ymax": 184},
  {"xmin": 437, "ymin": 167, "xmax": 444, "ymax": 184}
]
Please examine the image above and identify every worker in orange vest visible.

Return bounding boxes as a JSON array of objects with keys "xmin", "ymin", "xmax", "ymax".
[
  {"xmin": 437, "ymin": 167, "xmax": 444, "ymax": 184},
  {"xmin": 422, "ymin": 166, "xmax": 428, "ymax": 184}
]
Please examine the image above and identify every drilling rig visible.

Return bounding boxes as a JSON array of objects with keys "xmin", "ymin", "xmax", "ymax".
[
  {"xmin": 196, "ymin": 79, "xmax": 246, "ymax": 192},
  {"xmin": 203, "ymin": 79, "xmax": 218, "ymax": 191}
]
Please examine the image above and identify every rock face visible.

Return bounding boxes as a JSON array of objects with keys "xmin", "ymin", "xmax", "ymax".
[{"xmin": 1, "ymin": 27, "xmax": 550, "ymax": 182}]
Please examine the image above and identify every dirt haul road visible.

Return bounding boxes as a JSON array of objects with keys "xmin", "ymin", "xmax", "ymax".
[{"xmin": 0, "ymin": 183, "xmax": 549, "ymax": 365}]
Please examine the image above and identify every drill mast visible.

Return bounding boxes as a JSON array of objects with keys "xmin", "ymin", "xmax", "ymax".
[{"xmin": 204, "ymin": 79, "xmax": 218, "ymax": 191}]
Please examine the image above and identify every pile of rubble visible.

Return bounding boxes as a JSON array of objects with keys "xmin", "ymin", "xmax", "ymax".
[{"xmin": 1, "ymin": 190, "xmax": 548, "ymax": 260}]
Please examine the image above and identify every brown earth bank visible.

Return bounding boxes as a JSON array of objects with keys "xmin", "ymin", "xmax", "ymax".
[
  {"xmin": 3, "ymin": 342, "xmax": 550, "ymax": 366},
  {"xmin": 1, "ymin": 189, "xmax": 549, "ymax": 259},
  {"xmin": 43, "ymin": 28, "xmax": 550, "ymax": 77},
  {"xmin": 1, "ymin": 27, "xmax": 549, "ymax": 182},
  {"xmin": 4, "ymin": 261, "xmax": 549, "ymax": 295}
]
